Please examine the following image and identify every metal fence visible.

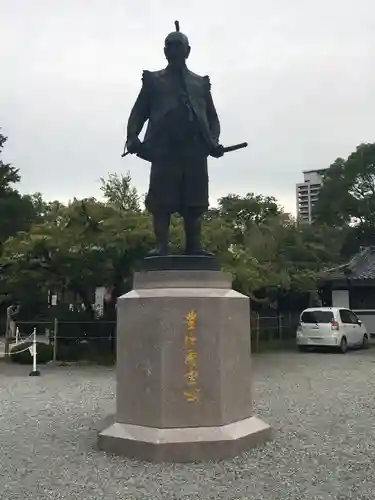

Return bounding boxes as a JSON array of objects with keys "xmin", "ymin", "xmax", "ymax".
[
  {"xmin": 6, "ymin": 320, "xmax": 116, "ymax": 362},
  {"xmin": 1, "ymin": 313, "xmax": 299, "ymax": 360},
  {"xmin": 250, "ymin": 311, "xmax": 299, "ymax": 351}
]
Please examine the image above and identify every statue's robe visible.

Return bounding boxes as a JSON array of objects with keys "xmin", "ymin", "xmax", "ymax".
[{"xmin": 126, "ymin": 65, "xmax": 221, "ymax": 214}]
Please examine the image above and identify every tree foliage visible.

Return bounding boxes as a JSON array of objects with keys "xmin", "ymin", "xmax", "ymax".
[
  {"xmin": 0, "ymin": 127, "xmax": 357, "ymax": 315},
  {"xmin": 314, "ymin": 142, "xmax": 375, "ymax": 255},
  {"xmin": 100, "ymin": 172, "xmax": 141, "ymax": 212},
  {"xmin": 1, "ymin": 182, "xmax": 342, "ymax": 311},
  {"xmin": 0, "ymin": 131, "xmax": 36, "ymax": 246},
  {"xmin": 207, "ymin": 193, "xmax": 281, "ymax": 244},
  {"xmin": 1, "ymin": 198, "xmax": 154, "ymax": 314},
  {"xmin": 315, "ymin": 143, "xmax": 375, "ymax": 226}
]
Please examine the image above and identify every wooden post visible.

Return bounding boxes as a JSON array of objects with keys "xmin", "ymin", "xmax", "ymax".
[
  {"xmin": 279, "ymin": 314, "xmax": 283, "ymax": 340},
  {"xmin": 53, "ymin": 318, "xmax": 58, "ymax": 363},
  {"xmin": 4, "ymin": 338, "xmax": 10, "ymax": 359}
]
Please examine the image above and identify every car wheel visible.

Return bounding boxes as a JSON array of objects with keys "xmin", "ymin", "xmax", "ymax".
[
  {"xmin": 362, "ymin": 334, "xmax": 369, "ymax": 349},
  {"xmin": 339, "ymin": 336, "xmax": 347, "ymax": 353},
  {"xmin": 298, "ymin": 346, "xmax": 308, "ymax": 352}
]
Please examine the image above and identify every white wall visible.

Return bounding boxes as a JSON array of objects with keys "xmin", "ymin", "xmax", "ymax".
[
  {"xmin": 331, "ymin": 289, "xmax": 375, "ymax": 334},
  {"xmin": 353, "ymin": 312, "xmax": 375, "ymax": 335},
  {"xmin": 303, "ymin": 170, "xmax": 324, "ymax": 184},
  {"xmin": 332, "ymin": 290, "xmax": 350, "ymax": 308}
]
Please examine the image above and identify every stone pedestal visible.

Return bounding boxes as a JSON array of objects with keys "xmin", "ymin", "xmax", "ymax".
[{"xmin": 98, "ymin": 256, "xmax": 271, "ymax": 462}]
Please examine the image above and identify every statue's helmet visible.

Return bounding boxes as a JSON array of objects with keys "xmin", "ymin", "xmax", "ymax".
[{"xmin": 164, "ymin": 20, "xmax": 190, "ymax": 50}]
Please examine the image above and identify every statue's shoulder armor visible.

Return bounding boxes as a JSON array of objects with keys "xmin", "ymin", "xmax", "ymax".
[
  {"xmin": 141, "ymin": 69, "xmax": 165, "ymax": 85},
  {"xmin": 141, "ymin": 69, "xmax": 152, "ymax": 86},
  {"xmin": 142, "ymin": 69, "xmax": 211, "ymax": 91},
  {"xmin": 187, "ymin": 70, "xmax": 212, "ymax": 91}
]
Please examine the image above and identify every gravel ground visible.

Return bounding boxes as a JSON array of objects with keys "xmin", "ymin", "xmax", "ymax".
[{"xmin": 1, "ymin": 349, "xmax": 375, "ymax": 500}]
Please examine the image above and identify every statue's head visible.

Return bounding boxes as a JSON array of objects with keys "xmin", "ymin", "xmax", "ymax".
[{"xmin": 164, "ymin": 21, "xmax": 190, "ymax": 65}]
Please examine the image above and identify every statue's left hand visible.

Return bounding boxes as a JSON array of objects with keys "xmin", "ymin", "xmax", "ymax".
[
  {"xmin": 210, "ymin": 144, "xmax": 224, "ymax": 158},
  {"xmin": 126, "ymin": 137, "xmax": 142, "ymax": 154}
]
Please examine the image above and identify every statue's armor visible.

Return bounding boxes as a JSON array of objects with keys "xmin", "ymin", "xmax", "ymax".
[
  {"xmin": 141, "ymin": 68, "xmax": 217, "ymax": 153},
  {"xmin": 126, "ymin": 65, "xmax": 221, "ymax": 215}
]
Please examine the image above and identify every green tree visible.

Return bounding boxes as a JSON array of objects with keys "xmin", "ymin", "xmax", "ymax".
[
  {"xmin": 1, "ymin": 196, "xmax": 154, "ymax": 316},
  {"xmin": 27, "ymin": 192, "xmax": 64, "ymax": 222},
  {"xmin": 207, "ymin": 193, "xmax": 281, "ymax": 245},
  {"xmin": 0, "ymin": 131, "xmax": 36, "ymax": 246},
  {"xmin": 315, "ymin": 143, "xmax": 375, "ymax": 227},
  {"xmin": 228, "ymin": 217, "xmax": 342, "ymax": 300},
  {"xmin": 204, "ymin": 192, "xmax": 343, "ymax": 302},
  {"xmin": 314, "ymin": 143, "xmax": 375, "ymax": 254},
  {"xmin": 0, "ymin": 167, "xmax": 345, "ymax": 314},
  {"xmin": 100, "ymin": 172, "xmax": 141, "ymax": 212}
]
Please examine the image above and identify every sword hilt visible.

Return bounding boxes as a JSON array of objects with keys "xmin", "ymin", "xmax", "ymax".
[{"xmin": 222, "ymin": 142, "xmax": 248, "ymax": 154}]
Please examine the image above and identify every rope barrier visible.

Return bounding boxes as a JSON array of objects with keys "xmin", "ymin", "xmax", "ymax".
[
  {"xmin": 0, "ymin": 329, "xmax": 35, "ymax": 355},
  {"xmin": 0, "ymin": 328, "xmax": 41, "ymax": 376},
  {"xmin": 15, "ymin": 328, "xmax": 35, "ymax": 345},
  {"xmin": 0, "ymin": 345, "xmax": 32, "ymax": 355}
]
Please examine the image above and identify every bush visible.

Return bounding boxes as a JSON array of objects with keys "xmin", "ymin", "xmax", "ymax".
[
  {"xmin": 56, "ymin": 342, "xmax": 83, "ymax": 362},
  {"xmin": 10, "ymin": 341, "xmax": 53, "ymax": 365},
  {"xmin": 56, "ymin": 340, "xmax": 115, "ymax": 365}
]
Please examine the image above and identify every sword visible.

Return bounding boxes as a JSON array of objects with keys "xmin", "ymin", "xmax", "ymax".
[
  {"xmin": 121, "ymin": 141, "xmax": 248, "ymax": 158},
  {"xmin": 222, "ymin": 142, "xmax": 248, "ymax": 154}
]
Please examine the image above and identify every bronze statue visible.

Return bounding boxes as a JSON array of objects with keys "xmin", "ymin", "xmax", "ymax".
[{"xmin": 124, "ymin": 21, "xmax": 247, "ymax": 257}]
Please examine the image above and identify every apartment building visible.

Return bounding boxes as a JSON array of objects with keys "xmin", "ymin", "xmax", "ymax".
[{"xmin": 296, "ymin": 169, "xmax": 327, "ymax": 223}]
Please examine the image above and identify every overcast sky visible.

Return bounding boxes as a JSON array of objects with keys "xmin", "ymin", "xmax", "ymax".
[{"xmin": 1, "ymin": 0, "xmax": 374, "ymax": 214}]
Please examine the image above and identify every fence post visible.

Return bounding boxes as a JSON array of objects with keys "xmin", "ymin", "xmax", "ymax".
[
  {"xmin": 289, "ymin": 310, "xmax": 292, "ymax": 336},
  {"xmin": 53, "ymin": 318, "xmax": 58, "ymax": 363},
  {"xmin": 256, "ymin": 312, "xmax": 260, "ymax": 352},
  {"xmin": 29, "ymin": 327, "xmax": 40, "ymax": 376},
  {"xmin": 279, "ymin": 314, "xmax": 283, "ymax": 340},
  {"xmin": 4, "ymin": 317, "xmax": 10, "ymax": 359}
]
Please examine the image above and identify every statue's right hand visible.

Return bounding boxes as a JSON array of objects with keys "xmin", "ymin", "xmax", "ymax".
[{"xmin": 126, "ymin": 137, "xmax": 142, "ymax": 154}]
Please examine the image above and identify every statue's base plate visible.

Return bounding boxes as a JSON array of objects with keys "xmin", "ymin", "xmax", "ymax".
[
  {"xmin": 98, "ymin": 415, "xmax": 272, "ymax": 463},
  {"xmin": 142, "ymin": 255, "xmax": 220, "ymax": 272}
]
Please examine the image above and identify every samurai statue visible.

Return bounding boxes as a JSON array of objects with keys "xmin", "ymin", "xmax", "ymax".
[{"xmin": 125, "ymin": 21, "xmax": 225, "ymax": 256}]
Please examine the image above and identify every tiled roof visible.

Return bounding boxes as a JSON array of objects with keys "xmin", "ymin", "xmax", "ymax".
[
  {"xmin": 351, "ymin": 247, "xmax": 375, "ymax": 279},
  {"xmin": 324, "ymin": 246, "xmax": 375, "ymax": 281}
]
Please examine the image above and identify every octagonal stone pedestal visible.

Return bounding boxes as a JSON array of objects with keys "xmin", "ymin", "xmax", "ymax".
[{"xmin": 98, "ymin": 256, "xmax": 272, "ymax": 462}]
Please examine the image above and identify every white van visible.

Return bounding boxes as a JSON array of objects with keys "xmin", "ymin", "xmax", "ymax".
[{"xmin": 296, "ymin": 307, "xmax": 369, "ymax": 353}]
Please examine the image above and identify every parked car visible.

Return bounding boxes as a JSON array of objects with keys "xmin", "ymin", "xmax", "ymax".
[{"xmin": 296, "ymin": 307, "xmax": 369, "ymax": 353}]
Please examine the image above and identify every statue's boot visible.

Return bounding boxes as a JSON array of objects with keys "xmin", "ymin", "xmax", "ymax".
[
  {"xmin": 147, "ymin": 246, "xmax": 169, "ymax": 257},
  {"xmin": 183, "ymin": 212, "xmax": 213, "ymax": 257},
  {"xmin": 147, "ymin": 212, "xmax": 170, "ymax": 257}
]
